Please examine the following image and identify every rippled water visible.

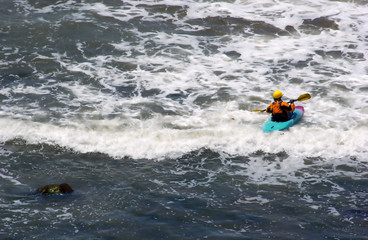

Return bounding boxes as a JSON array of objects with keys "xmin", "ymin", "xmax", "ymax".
[{"xmin": 1, "ymin": 0, "xmax": 368, "ymax": 239}]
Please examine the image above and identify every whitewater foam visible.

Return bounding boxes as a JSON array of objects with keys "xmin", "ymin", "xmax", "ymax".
[{"xmin": 1, "ymin": 0, "xmax": 367, "ymax": 162}]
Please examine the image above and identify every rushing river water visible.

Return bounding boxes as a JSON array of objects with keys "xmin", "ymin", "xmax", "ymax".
[{"xmin": 1, "ymin": 0, "xmax": 368, "ymax": 239}]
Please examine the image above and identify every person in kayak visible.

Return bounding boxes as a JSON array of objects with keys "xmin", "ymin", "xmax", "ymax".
[{"xmin": 266, "ymin": 90, "xmax": 295, "ymax": 122}]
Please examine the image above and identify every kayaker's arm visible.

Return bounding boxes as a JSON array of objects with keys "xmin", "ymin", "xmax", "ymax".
[
  {"xmin": 288, "ymin": 99, "xmax": 296, "ymax": 111},
  {"xmin": 266, "ymin": 105, "xmax": 272, "ymax": 113},
  {"xmin": 281, "ymin": 102, "xmax": 295, "ymax": 111},
  {"xmin": 290, "ymin": 102, "xmax": 295, "ymax": 111}
]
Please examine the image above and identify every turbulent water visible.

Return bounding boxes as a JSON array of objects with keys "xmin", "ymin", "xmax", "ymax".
[{"xmin": 1, "ymin": 0, "xmax": 368, "ymax": 239}]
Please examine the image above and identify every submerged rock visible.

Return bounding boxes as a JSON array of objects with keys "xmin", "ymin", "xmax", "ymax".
[
  {"xmin": 285, "ymin": 25, "xmax": 299, "ymax": 35},
  {"xmin": 302, "ymin": 17, "xmax": 339, "ymax": 30},
  {"xmin": 37, "ymin": 183, "xmax": 73, "ymax": 195}
]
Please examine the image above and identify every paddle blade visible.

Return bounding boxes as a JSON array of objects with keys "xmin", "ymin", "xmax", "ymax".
[
  {"xmin": 252, "ymin": 109, "xmax": 266, "ymax": 112},
  {"xmin": 296, "ymin": 93, "xmax": 311, "ymax": 102}
]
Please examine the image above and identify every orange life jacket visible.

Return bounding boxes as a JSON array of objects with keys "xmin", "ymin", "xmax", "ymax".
[{"xmin": 266, "ymin": 100, "xmax": 295, "ymax": 122}]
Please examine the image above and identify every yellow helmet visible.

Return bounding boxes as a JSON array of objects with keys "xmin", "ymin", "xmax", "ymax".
[{"xmin": 273, "ymin": 90, "xmax": 283, "ymax": 99}]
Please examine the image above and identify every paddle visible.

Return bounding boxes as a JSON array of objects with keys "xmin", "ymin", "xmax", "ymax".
[
  {"xmin": 252, "ymin": 93, "xmax": 311, "ymax": 112},
  {"xmin": 294, "ymin": 93, "xmax": 311, "ymax": 102}
]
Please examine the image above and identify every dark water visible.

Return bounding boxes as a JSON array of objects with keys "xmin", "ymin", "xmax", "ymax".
[
  {"xmin": 1, "ymin": 0, "xmax": 368, "ymax": 239},
  {"xmin": 2, "ymin": 142, "xmax": 368, "ymax": 239},
  {"xmin": 2, "ymin": 139, "xmax": 368, "ymax": 239}
]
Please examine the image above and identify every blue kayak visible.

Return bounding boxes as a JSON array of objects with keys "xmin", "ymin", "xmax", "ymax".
[{"xmin": 262, "ymin": 106, "xmax": 304, "ymax": 132}]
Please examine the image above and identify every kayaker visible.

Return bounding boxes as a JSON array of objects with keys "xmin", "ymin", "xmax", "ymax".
[{"xmin": 266, "ymin": 90, "xmax": 295, "ymax": 122}]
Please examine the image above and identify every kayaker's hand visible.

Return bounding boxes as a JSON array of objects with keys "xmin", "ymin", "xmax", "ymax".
[{"xmin": 289, "ymin": 99, "xmax": 295, "ymax": 104}]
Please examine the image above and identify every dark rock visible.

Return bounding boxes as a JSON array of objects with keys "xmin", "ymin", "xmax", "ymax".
[
  {"xmin": 37, "ymin": 183, "xmax": 73, "ymax": 195},
  {"xmin": 302, "ymin": 17, "xmax": 339, "ymax": 30},
  {"xmin": 285, "ymin": 25, "xmax": 299, "ymax": 35}
]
